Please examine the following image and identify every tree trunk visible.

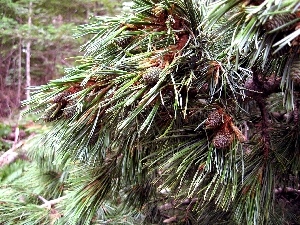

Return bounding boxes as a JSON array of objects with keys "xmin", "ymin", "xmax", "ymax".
[
  {"xmin": 17, "ymin": 39, "xmax": 22, "ymax": 106},
  {"xmin": 25, "ymin": 1, "xmax": 32, "ymax": 101}
]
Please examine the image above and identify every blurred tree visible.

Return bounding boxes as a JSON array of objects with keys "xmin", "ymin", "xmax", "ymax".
[
  {"xmin": 1, "ymin": 0, "xmax": 300, "ymax": 224},
  {"xmin": 0, "ymin": 0, "xmax": 123, "ymax": 118}
]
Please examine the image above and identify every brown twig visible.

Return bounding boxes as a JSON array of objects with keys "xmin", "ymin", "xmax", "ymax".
[
  {"xmin": 163, "ymin": 216, "xmax": 177, "ymax": 224},
  {"xmin": 158, "ymin": 198, "xmax": 198, "ymax": 211},
  {"xmin": 245, "ymin": 69, "xmax": 274, "ymax": 158},
  {"xmin": 158, "ymin": 200, "xmax": 175, "ymax": 211},
  {"xmin": 275, "ymin": 187, "xmax": 300, "ymax": 194},
  {"xmin": 257, "ymin": 99, "xmax": 271, "ymax": 158}
]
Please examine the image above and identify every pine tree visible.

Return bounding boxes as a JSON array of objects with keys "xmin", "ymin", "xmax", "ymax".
[{"xmin": 1, "ymin": 0, "xmax": 300, "ymax": 224}]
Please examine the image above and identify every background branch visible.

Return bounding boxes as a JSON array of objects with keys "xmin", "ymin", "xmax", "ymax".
[{"xmin": 0, "ymin": 134, "xmax": 34, "ymax": 168}]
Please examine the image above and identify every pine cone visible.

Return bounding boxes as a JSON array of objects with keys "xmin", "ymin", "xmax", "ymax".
[
  {"xmin": 53, "ymin": 86, "xmax": 81, "ymax": 103},
  {"xmin": 53, "ymin": 90, "xmax": 72, "ymax": 103},
  {"xmin": 264, "ymin": 13, "xmax": 296, "ymax": 32},
  {"xmin": 205, "ymin": 109, "xmax": 223, "ymax": 129},
  {"xmin": 212, "ymin": 129, "xmax": 234, "ymax": 149},
  {"xmin": 290, "ymin": 56, "xmax": 300, "ymax": 84},
  {"xmin": 43, "ymin": 104, "xmax": 63, "ymax": 122},
  {"xmin": 143, "ymin": 67, "xmax": 162, "ymax": 86},
  {"xmin": 63, "ymin": 101, "xmax": 77, "ymax": 119}
]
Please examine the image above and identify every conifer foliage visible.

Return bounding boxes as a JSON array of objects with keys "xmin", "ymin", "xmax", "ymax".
[{"xmin": 1, "ymin": 0, "xmax": 300, "ymax": 224}]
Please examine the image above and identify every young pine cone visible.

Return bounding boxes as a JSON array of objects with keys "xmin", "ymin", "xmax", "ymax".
[
  {"xmin": 63, "ymin": 101, "xmax": 77, "ymax": 119},
  {"xmin": 53, "ymin": 86, "xmax": 81, "ymax": 103},
  {"xmin": 212, "ymin": 130, "xmax": 234, "ymax": 149},
  {"xmin": 205, "ymin": 109, "xmax": 224, "ymax": 129},
  {"xmin": 53, "ymin": 90, "xmax": 72, "ymax": 103},
  {"xmin": 143, "ymin": 67, "xmax": 162, "ymax": 86},
  {"xmin": 43, "ymin": 104, "xmax": 63, "ymax": 122}
]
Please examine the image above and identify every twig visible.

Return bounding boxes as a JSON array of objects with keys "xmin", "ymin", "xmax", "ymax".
[
  {"xmin": 163, "ymin": 216, "xmax": 177, "ymax": 223},
  {"xmin": 39, "ymin": 195, "xmax": 68, "ymax": 209},
  {"xmin": 294, "ymin": 100, "xmax": 299, "ymax": 124},
  {"xmin": 158, "ymin": 198, "xmax": 198, "ymax": 211},
  {"xmin": 178, "ymin": 197, "xmax": 198, "ymax": 206},
  {"xmin": 0, "ymin": 135, "xmax": 33, "ymax": 168},
  {"xmin": 257, "ymin": 99, "xmax": 271, "ymax": 158},
  {"xmin": 243, "ymin": 121, "xmax": 249, "ymax": 140},
  {"xmin": 275, "ymin": 187, "xmax": 300, "ymax": 194},
  {"xmin": 247, "ymin": 69, "xmax": 272, "ymax": 158},
  {"xmin": 159, "ymin": 200, "xmax": 175, "ymax": 211}
]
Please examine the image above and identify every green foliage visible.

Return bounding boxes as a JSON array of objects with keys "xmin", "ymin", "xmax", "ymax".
[
  {"xmin": 1, "ymin": 0, "xmax": 300, "ymax": 224},
  {"xmin": 0, "ymin": 123, "xmax": 12, "ymax": 151},
  {"xmin": 0, "ymin": 160, "xmax": 26, "ymax": 183},
  {"xmin": 0, "ymin": 123, "xmax": 11, "ymax": 139}
]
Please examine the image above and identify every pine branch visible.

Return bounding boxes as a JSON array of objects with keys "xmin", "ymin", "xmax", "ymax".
[
  {"xmin": 18, "ymin": 0, "xmax": 300, "ymax": 224},
  {"xmin": 257, "ymin": 99, "xmax": 271, "ymax": 158},
  {"xmin": 245, "ymin": 70, "xmax": 282, "ymax": 158}
]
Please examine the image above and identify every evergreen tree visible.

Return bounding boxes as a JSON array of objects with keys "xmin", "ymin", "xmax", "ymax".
[{"xmin": 1, "ymin": 0, "xmax": 300, "ymax": 224}]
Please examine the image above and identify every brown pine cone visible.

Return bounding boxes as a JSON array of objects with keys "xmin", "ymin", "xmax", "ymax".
[
  {"xmin": 212, "ymin": 129, "xmax": 234, "ymax": 149},
  {"xmin": 63, "ymin": 100, "xmax": 77, "ymax": 119},
  {"xmin": 205, "ymin": 109, "xmax": 224, "ymax": 129},
  {"xmin": 264, "ymin": 13, "xmax": 296, "ymax": 32}
]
